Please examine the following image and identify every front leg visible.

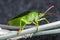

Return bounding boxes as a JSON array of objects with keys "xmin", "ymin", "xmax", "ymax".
[
  {"xmin": 38, "ymin": 18, "xmax": 50, "ymax": 23},
  {"xmin": 32, "ymin": 21, "xmax": 40, "ymax": 32},
  {"xmin": 33, "ymin": 18, "xmax": 50, "ymax": 32}
]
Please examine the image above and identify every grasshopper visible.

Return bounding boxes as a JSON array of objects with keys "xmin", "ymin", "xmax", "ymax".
[{"xmin": 8, "ymin": 5, "xmax": 54, "ymax": 35}]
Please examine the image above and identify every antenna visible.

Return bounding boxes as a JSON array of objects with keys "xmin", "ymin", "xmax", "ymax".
[{"xmin": 44, "ymin": 5, "xmax": 54, "ymax": 14}]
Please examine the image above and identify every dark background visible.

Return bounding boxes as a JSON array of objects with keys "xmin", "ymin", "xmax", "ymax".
[{"xmin": 0, "ymin": 0, "xmax": 60, "ymax": 40}]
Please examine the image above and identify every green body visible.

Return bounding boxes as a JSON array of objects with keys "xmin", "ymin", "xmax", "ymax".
[
  {"xmin": 8, "ymin": 5, "xmax": 54, "ymax": 31},
  {"xmin": 8, "ymin": 11, "xmax": 39, "ymax": 29}
]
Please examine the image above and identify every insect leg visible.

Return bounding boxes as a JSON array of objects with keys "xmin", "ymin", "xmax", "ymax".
[
  {"xmin": 43, "ymin": 18, "xmax": 50, "ymax": 23},
  {"xmin": 35, "ymin": 20, "xmax": 40, "ymax": 31},
  {"xmin": 32, "ymin": 21, "xmax": 40, "ymax": 31},
  {"xmin": 38, "ymin": 18, "xmax": 50, "ymax": 23},
  {"xmin": 22, "ymin": 24, "xmax": 26, "ymax": 30},
  {"xmin": 17, "ymin": 20, "xmax": 23, "ymax": 35}
]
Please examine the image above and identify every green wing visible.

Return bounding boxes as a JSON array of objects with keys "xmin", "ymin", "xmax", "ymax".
[
  {"xmin": 8, "ymin": 18, "xmax": 20, "ymax": 26},
  {"xmin": 8, "ymin": 11, "xmax": 38, "ymax": 26}
]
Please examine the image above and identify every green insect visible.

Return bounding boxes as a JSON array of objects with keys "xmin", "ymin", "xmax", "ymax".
[{"xmin": 8, "ymin": 5, "xmax": 54, "ymax": 34}]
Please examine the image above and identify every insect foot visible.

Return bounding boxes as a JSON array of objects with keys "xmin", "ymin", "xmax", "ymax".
[
  {"xmin": 17, "ymin": 30, "xmax": 22, "ymax": 35},
  {"xmin": 37, "ymin": 27, "xmax": 40, "ymax": 32}
]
